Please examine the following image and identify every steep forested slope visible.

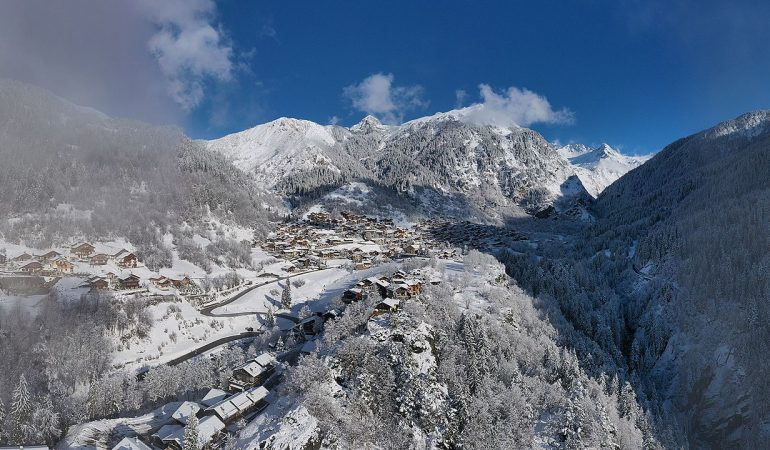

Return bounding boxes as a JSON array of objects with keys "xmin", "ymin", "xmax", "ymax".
[{"xmin": 0, "ymin": 79, "xmax": 280, "ymax": 249}]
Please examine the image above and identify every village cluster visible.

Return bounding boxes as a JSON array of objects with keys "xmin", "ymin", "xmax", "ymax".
[
  {"xmin": 0, "ymin": 242, "xmax": 197, "ymax": 295},
  {"xmin": 259, "ymin": 211, "xmax": 458, "ymax": 273},
  {"xmin": 110, "ymin": 263, "xmax": 441, "ymax": 450},
  {"xmin": 113, "ymin": 352, "xmax": 280, "ymax": 450}
]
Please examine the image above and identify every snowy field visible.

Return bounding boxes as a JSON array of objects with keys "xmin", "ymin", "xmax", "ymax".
[{"xmin": 210, "ymin": 268, "xmax": 349, "ymax": 315}]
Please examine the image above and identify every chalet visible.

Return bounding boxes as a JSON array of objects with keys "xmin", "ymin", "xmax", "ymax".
[
  {"xmin": 0, "ymin": 254, "xmax": 6, "ymax": 265},
  {"xmin": 112, "ymin": 436, "xmax": 153, "ymax": 450},
  {"xmin": 12, "ymin": 252, "xmax": 32, "ymax": 263},
  {"xmin": 171, "ymin": 401, "xmax": 201, "ymax": 425},
  {"xmin": 118, "ymin": 274, "xmax": 141, "ymax": 290},
  {"xmin": 19, "ymin": 261, "xmax": 43, "ymax": 273},
  {"xmin": 404, "ymin": 243, "xmax": 421, "ymax": 256},
  {"xmin": 37, "ymin": 250, "xmax": 61, "ymax": 262},
  {"xmin": 71, "ymin": 242, "xmax": 95, "ymax": 259},
  {"xmin": 294, "ymin": 315, "xmax": 323, "ymax": 337},
  {"xmin": 229, "ymin": 353, "xmax": 277, "ymax": 391},
  {"xmin": 150, "ymin": 276, "xmax": 170, "ymax": 290},
  {"xmin": 89, "ymin": 253, "xmax": 109, "ymax": 266},
  {"xmin": 115, "ymin": 250, "xmax": 138, "ymax": 268},
  {"xmin": 51, "ymin": 257, "xmax": 74, "ymax": 274},
  {"xmin": 342, "ymin": 288, "xmax": 363, "ymax": 302},
  {"xmin": 374, "ymin": 298, "xmax": 400, "ymax": 315},
  {"xmin": 152, "ymin": 415, "xmax": 224, "ymax": 450},
  {"xmin": 86, "ymin": 277, "xmax": 109, "ymax": 291},
  {"xmin": 375, "ymin": 279, "xmax": 390, "ymax": 297},
  {"xmin": 169, "ymin": 276, "xmax": 192, "ymax": 288},
  {"xmin": 200, "ymin": 388, "xmax": 229, "ymax": 408},
  {"xmin": 206, "ymin": 386, "xmax": 269, "ymax": 425},
  {"xmin": 355, "ymin": 259, "xmax": 373, "ymax": 270},
  {"xmin": 388, "ymin": 284, "xmax": 411, "ymax": 300},
  {"xmin": 405, "ymin": 279, "xmax": 423, "ymax": 296}
]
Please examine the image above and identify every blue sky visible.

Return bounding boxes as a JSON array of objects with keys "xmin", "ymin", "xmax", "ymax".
[{"xmin": 2, "ymin": 0, "xmax": 770, "ymax": 155}]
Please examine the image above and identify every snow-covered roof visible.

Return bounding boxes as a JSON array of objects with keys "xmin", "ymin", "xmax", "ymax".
[
  {"xmin": 171, "ymin": 401, "xmax": 201, "ymax": 425},
  {"xmin": 198, "ymin": 415, "xmax": 226, "ymax": 443},
  {"xmin": 207, "ymin": 386, "xmax": 269, "ymax": 421},
  {"xmin": 112, "ymin": 436, "xmax": 153, "ymax": 450},
  {"xmin": 201, "ymin": 388, "xmax": 229, "ymax": 407}
]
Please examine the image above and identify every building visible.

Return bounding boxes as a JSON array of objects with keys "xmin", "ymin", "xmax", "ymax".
[
  {"xmin": 18, "ymin": 261, "xmax": 43, "ymax": 273},
  {"xmin": 71, "ymin": 242, "xmax": 95, "ymax": 259},
  {"xmin": 37, "ymin": 250, "xmax": 61, "ymax": 262},
  {"xmin": 373, "ymin": 298, "xmax": 400, "ymax": 315},
  {"xmin": 51, "ymin": 257, "xmax": 74, "ymax": 274},
  {"xmin": 89, "ymin": 253, "xmax": 109, "ymax": 266},
  {"xmin": 118, "ymin": 274, "xmax": 141, "ymax": 290},
  {"xmin": 206, "ymin": 386, "xmax": 269, "ymax": 424},
  {"xmin": 115, "ymin": 250, "xmax": 138, "ymax": 268},
  {"xmin": 229, "ymin": 353, "xmax": 277, "ymax": 391},
  {"xmin": 112, "ymin": 436, "xmax": 153, "ymax": 450}
]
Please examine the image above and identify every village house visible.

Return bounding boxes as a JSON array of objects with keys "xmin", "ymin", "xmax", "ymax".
[
  {"xmin": 37, "ymin": 250, "xmax": 61, "ymax": 262},
  {"xmin": 18, "ymin": 261, "xmax": 43, "ymax": 274},
  {"xmin": 206, "ymin": 386, "xmax": 269, "ymax": 425},
  {"xmin": 89, "ymin": 253, "xmax": 109, "ymax": 266},
  {"xmin": 114, "ymin": 250, "xmax": 138, "ymax": 268},
  {"xmin": 85, "ymin": 276, "xmax": 109, "ymax": 291},
  {"xmin": 343, "ymin": 287, "xmax": 363, "ymax": 302},
  {"xmin": 51, "ymin": 257, "xmax": 74, "ymax": 274},
  {"xmin": 0, "ymin": 253, "xmax": 6, "ymax": 266},
  {"xmin": 71, "ymin": 242, "xmax": 95, "ymax": 259},
  {"xmin": 229, "ymin": 353, "xmax": 277, "ymax": 391},
  {"xmin": 112, "ymin": 436, "xmax": 153, "ymax": 450},
  {"xmin": 118, "ymin": 274, "xmax": 141, "ymax": 290},
  {"xmin": 373, "ymin": 298, "xmax": 400, "ymax": 315},
  {"xmin": 12, "ymin": 252, "xmax": 33, "ymax": 263}
]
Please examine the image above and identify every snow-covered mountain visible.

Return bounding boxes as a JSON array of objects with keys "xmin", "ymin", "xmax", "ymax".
[
  {"xmin": 557, "ymin": 143, "xmax": 651, "ymax": 197},
  {"xmin": 207, "ymin": 112, "xmax": 594, "ymax": 218}
]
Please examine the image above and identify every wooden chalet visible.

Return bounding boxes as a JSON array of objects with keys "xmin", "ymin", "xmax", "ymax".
[
  {"xmin": 18, "ymin": 261, "xmax": 43, "ymax": 273},
  {"xmin": 37, "ymin": 250, "xmax": 61, "ymax": 262},
  {"xmin": 115, "ymin": 250, "xmax": 138, "ymax": 268},
  {"xmin": 51, "ymin": 257, "xmax": 74, "ymax": 274},
  {"xmin": 89, "ymin": 253, "xmax": 109, "ymax": 266},
  {"xmin": 86, "ymin": 276, "xmax": 109, "ymax": 291},
  {"xmin": 118, "ymin": 274, "xmax": 141, "ymax": 290},
  {"xmin": 71, "ymin": 242, "xmax": 95, "ymax": 259},
  {"xmin": 229, "ymin": 353, "xmax": 277, "ymax": 391},
  {"xmin": 12, "ymin": 252, "xmax": 32, "ymax": 263}
]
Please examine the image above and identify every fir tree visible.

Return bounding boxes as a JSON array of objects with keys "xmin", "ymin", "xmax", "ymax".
[
  {"xmin": 183, "ymin": 413, "xmax": 200, "ymax": 450},
  {"xmin": 281, "ymin": 281, "xmax": 292, "ymax": 309},
  {"xmin": 9, "ymin": 374, "xmax": 33, "ymax": 445},
  {"xmin": 265, "ymin": 307, "xmax": 276, "ymax": 328}
]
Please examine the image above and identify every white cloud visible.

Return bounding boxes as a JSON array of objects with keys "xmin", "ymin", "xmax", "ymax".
[
  {"xmin": 460, "ymin": 84, "xmax": 574, "ymax": 128},
  {"xmin": 343, "ymin": 73, "xmax": 427, "ymax": 124},
  {"xmin": 455, "ymin": 89, "xmax": 468, "ymax": 108},
  {"xmin": 328, "ymin": 115, "xmax": 341, "ymax": 125},
  {"xmin": 138, "ymin": 0, "xmax": 234, "ymax": 111}
]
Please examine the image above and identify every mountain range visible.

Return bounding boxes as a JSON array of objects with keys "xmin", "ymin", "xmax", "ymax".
[{"xmin": 206, "ymin": 112, "xmax": 647, "ymax": 219}]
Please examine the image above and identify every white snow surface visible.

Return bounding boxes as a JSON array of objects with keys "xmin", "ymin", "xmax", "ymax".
[{"xmin": 557, "ymin": 143, "xmax": 652, "ymax": 197}]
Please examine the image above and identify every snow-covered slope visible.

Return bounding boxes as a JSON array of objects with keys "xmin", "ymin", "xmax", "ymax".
[
  {"xmin": 557, "ymin": 143, "xmax": 651, "ymax": 197},
  {"xmin": 206, "ymin": 118, "xmax": 343, "ymax": 188},
  {"xmin": 207, "ymin": 111, "xmax": 584, "ymax": 217}
]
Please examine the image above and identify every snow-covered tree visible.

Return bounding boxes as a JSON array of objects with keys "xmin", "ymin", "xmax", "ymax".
[
  {"xmin": 9, "ymin": 374, "xmax": 33, "ymax": 444},
  {"xmin": 183, "ymin": 413, "xmax": 200, "ymax": 450},
  {"xmin": 281, "ymin": 281, "xmax": 292, "ymax": 309}
]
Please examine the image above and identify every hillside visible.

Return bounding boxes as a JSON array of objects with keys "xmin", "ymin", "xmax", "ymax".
[
  {"xmin": 207, "ymin": 112, "xmax": 639, "ymax": 220},
  {"xmin": 0, "ymin": 78, "xmax": 280, "ymax": 251}
]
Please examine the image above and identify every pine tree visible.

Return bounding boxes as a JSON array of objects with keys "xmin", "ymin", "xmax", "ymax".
[
  {"xmin": 281, "ymin": 281, "xmax": 292, "ymax": 309},
  {"xmin": 183, "ymin": 413, "xmax": 200, "ymax": 450},
  {"xmin": 265, "ymin": 307, "xmax": 276, "ymax": 328},
  {"xmin": 0, "ymin": 396, "xmax": 5, "ymax": 443},
  {"xmin": 9, "ymin": 374, "xmax": 33, "ymax": 444}
]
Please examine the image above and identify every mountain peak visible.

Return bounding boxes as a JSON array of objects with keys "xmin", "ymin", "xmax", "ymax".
[
  {"xmin": 350, "ymin": 114, "xmax": 387, "ymax": 133},
  {"xmin": 706, "ymin": 110, "xmax": 770, "ymax": 141}
]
